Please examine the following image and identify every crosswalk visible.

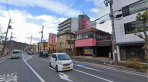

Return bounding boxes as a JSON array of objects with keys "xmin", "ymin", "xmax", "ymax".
[{"xmin": 0, "ymin": 72, "xmax": 17, "ymax": 82}]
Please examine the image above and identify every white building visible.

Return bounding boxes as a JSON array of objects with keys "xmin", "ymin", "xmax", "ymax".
[
  {"xmin": 58, "ymin": 18, "xmax": 79, "ymax": 34},
  {"xmin": 113, "ymin": 0, "xmax": 148, "ymax": 62}
]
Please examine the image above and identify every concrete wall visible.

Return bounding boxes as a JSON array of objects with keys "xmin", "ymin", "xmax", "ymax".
[
  {"xmin": 71, "ymin": 18, "xmax": 79, "ymax": 32},
  {"xmin": 57, "ymin": 34, "xmax": 75, "ymax": 53},
  {"xmin": 113, "ymin": 0, "xmax": 148, "ymax": 44}
]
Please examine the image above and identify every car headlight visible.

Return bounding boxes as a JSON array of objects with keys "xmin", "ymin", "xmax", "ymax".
[
  {"xmin": 58, "ymin": 61, "xmax": 63, "ymax": 65},
  {"xmin": 70, "ymin": 61, "xmax": 73, "ymax": 64}
]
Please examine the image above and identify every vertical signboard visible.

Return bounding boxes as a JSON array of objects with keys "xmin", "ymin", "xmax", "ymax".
[
  {"xmin": 49, "ymin": 33, "xmax": 53, "ymax": 45},
  {"xmin": 52, "ymin": 34, "xmax": 56, "ymax": 45},
  {"xmin": 48, "ymin": 33, "xmax": 56, "ymax": 50}
]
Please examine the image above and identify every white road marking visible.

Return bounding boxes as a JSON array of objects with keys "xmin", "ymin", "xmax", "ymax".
[
  {"xmin": 22, "ymin": 54, "xmax": 45, "ymax": 82},
  {"xmin": 0, "ymin": 56, "xmax": 10, "ymax": 64},
  {"xmin": 49, "ymin": 67, "xmax": 56, "ymax": 71},
  {"xmin": 75, "ymin": 65, "xmax": 103, "ymax": 72},
  {"xmin": 74, "ymin": 61, "xmax": 148, "ymax": 77},
  {"xmin": 59, "ymin": 72, "xmax": 74, "ymax": 82},
  {"xmin": 42, "ymin": 59, "xmax": 50, "ymax": 62},
  {"xmin": 26, "ymin": 56, "xmax": 32, "ymax": 61},
  {"xmin": 0, "ymin": 72, "xmax": 17, "ymax": 82},
  {"xmin": 73, "ymin": 69, "xmax": 113, "ymax": 82}
]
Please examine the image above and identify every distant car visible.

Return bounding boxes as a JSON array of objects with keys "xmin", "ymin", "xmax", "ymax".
[
  {"xmin": 28, "ymin": 51, "xmax": 34, "ymax": 55},
  {"xmin": 49, "ymin": 53, "xmax": 73, "ymax": 72},
  {"xmin": 11, "ymin": 50, "xmax": 21, "ymax": 59},
  {"xmin": 39, "ymin": 51, "xmax": 48, "ymax": 57}
]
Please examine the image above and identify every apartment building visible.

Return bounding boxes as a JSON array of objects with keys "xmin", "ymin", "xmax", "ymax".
[
  {"xmin": 113, "ymin": 0, "xmax": 148, "ymax": 62},
  {"xmin": 57, "ymin": 18, "xmax": 78, "ymax": 53}
]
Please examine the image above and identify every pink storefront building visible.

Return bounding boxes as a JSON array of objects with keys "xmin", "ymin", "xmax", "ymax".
[{"xmin": 75, "ymin": 27, "xmax": 113, "ymax": 58}]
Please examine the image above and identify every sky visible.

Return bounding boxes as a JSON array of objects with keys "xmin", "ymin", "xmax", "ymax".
[{"xmin": 0, "ymin": 0, "xmax": 111, "ymax": 44}]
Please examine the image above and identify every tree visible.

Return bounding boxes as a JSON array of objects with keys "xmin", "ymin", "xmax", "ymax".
[{"xmin": 132, "ymin": 10, "xmax": 148, "ymax": 62}]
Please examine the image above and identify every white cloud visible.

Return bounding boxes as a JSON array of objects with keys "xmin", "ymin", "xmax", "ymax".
[
  {"xmin": 90, "ymin": 8, "xmax": 100, "ymax": 13},
  {"xmin": 0, "ymin": 9, "xmax": 66, "ymax": 44},
  {"xmin": 0, "ymin": 0, "xmax": 81, "ymax": 17}
]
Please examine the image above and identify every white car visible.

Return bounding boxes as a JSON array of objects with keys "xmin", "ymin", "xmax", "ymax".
[
  {"xmin": 49, "ymin": 53, "xmax": 73, "ymax": 72},
  {"xmin": 11, "ymin": 50, "xmax": 21, "ymax": 59}
]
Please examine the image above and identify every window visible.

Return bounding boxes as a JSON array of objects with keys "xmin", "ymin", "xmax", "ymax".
[
  {"xmin": 84, "ymin": 32, "xmax": 88, "ymax": 38},
  {"xmin": 79, "ymin": 34, "xmax": 83, "ymax": 39},
  {"xmin": 60, "ymin": 35, "xmax": 63, "ymax": 38},
  {"xmin": 52, "ymin": 54, "xmax": 56, "ymax": 58},
  {"xmin": 97, "ymin": 35, "xmax": 103, "ymax": 40},
  {"xmin": 57, "ymin": 54, "xmax": 70, "ymax": 60},
  {"xmin": 76, "ymin": 34, "xmax": 79, "ymax": 40},
  {"xmin": 124, "ymin": 21, "xmax": 148, "ymax": 34},
  {"xmin": 122, "ymin": 0, "xmax": 148, "ymax": 17},
  {"xmin": 89, "ymin": 32, "xmax": 95, "ymax": 38}
]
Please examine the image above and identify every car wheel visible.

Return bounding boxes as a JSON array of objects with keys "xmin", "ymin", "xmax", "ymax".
[{"xmin": 56, "ymin": 65, "xmax": 59, "ymax": 72}]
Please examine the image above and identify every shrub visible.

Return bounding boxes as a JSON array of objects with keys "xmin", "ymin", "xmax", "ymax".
[
  {"xmin": 142, "ymin": 65, "xmax": 148, "ymax": 71},
  {"xmin": 126, "ymin": 58, "xmax": 142, "ymax": 69}
]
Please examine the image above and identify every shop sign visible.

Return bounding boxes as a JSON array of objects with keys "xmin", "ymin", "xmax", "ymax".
[{"xmin": 75, "ymin": 38, "xmax": 96, "ymax": 47}]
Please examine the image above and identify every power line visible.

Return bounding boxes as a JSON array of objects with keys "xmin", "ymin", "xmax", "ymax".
[{"xmin": 5, "ymin": 0, "xmax": 11, "ymax": 19}]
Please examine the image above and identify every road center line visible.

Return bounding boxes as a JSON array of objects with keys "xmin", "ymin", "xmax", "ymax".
[
  {"xmin": 0, "ymin": 56, "xmax": 10, "ymax": 64},
  {"xmin": 73, "ymin": 69, "xmax": 113, "ymax": 82},
  {"xmin": 22, "ymin": 54, "xmax": 45, "ymax": 82}
]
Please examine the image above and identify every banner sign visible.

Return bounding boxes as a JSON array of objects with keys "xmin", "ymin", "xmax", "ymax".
[
  {"xmin": 48, "ymin": 33, "xmax": 56, "ymax": 45},
  {"xmin": 84, "ymin": 49, "xmax": 93, "ymax": 55}
]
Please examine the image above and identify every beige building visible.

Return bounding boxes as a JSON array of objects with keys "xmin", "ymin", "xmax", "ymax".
[{"xmin": 57, "ymin": 32, "xmax": 75, "ymax": 54}]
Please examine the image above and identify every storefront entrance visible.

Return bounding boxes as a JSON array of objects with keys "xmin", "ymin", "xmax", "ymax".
[{"xmin": 96, "ymin": 47, "xmax": 111, "ymax": 58}]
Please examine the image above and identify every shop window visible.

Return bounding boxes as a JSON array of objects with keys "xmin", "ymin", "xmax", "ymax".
[
  {"xmin": 124, "ymin": 21, "xmax": 148, "ymax": 34},
  {"xmin": 122, "ymin": 0, "xmax": 148, "ymax": 17},
  {"xmin": 126, "ymin": 46, "xmax": 145, "ymax": 62}
]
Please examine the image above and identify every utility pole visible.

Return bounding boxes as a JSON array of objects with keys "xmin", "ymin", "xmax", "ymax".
[
  {"xmin": 2, "ymin": 19, "xmax": 11, "ymax": 56},
  {"xmin": 9, "ymin": 32, "xmax": 13, "ymax": 52},
  {"xmin": 40, "ymin": 26, "xmax": 44, "ymax": 51},
  {"xmin": 30, "ymin": 35, "xmax": 33, "ymax": 51},
  {"xmin": 104, "ymin": 0, "xmax": 118, "ymax": 65},
  {"xmin": 43, "ymin": 40, "xmax": 46, "ymax": 51}
]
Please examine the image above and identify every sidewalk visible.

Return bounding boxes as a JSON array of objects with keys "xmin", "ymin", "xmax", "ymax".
[{"xmin": 72, "ymin": 56, "xmax": 148, "ymax": 73}]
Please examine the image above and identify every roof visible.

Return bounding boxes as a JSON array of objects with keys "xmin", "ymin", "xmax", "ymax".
[{"xmin": 75, "ymin": 27, "xmax": 111, "ymax": 35}]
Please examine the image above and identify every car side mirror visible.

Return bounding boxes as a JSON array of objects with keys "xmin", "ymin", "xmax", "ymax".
[{"xmin": 55, "ymin": 57, "xmax": 57, "ymax": 61}]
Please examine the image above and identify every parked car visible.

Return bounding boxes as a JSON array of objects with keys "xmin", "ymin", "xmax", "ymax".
[
  {"xmin": 28, "ymin": 51, "xmax": 34, "ymax": 55},
  {"xmin": 11, "ymin": 50, "xmax": 21, "ymax": 59},
  {"xmin": 49, "ymin": 53, "xmax": 73, "ymax": 72},
  {"xmin": 39, "ymin": 51, "xmax": 49, "ymax": 57}
]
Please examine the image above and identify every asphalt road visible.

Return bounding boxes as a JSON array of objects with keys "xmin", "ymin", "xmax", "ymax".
[{"xmin": 0, "ymin": 52, "xmax": 147, "ymax": 82}]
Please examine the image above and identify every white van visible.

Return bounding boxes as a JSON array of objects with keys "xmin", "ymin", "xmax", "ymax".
[
  {"xmin": 11, "ymin": 50, "xmax": 21, "ymax": 59},
  {"xmin": 49, "ymin": 53, "xmax": 73, "ymax": 72}
]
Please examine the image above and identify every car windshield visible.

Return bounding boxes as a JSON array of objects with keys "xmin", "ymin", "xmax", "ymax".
[
  {"xmin": 43, "ymin": 51, "xmax": 47, "ymax": 53},
  {"xmin": 57, "ymin": 54, "xmax": 70, "ymax": 60},
  {"xmin": 13, "ymin": 51, "xmax": 20, "ymax": 54}
]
